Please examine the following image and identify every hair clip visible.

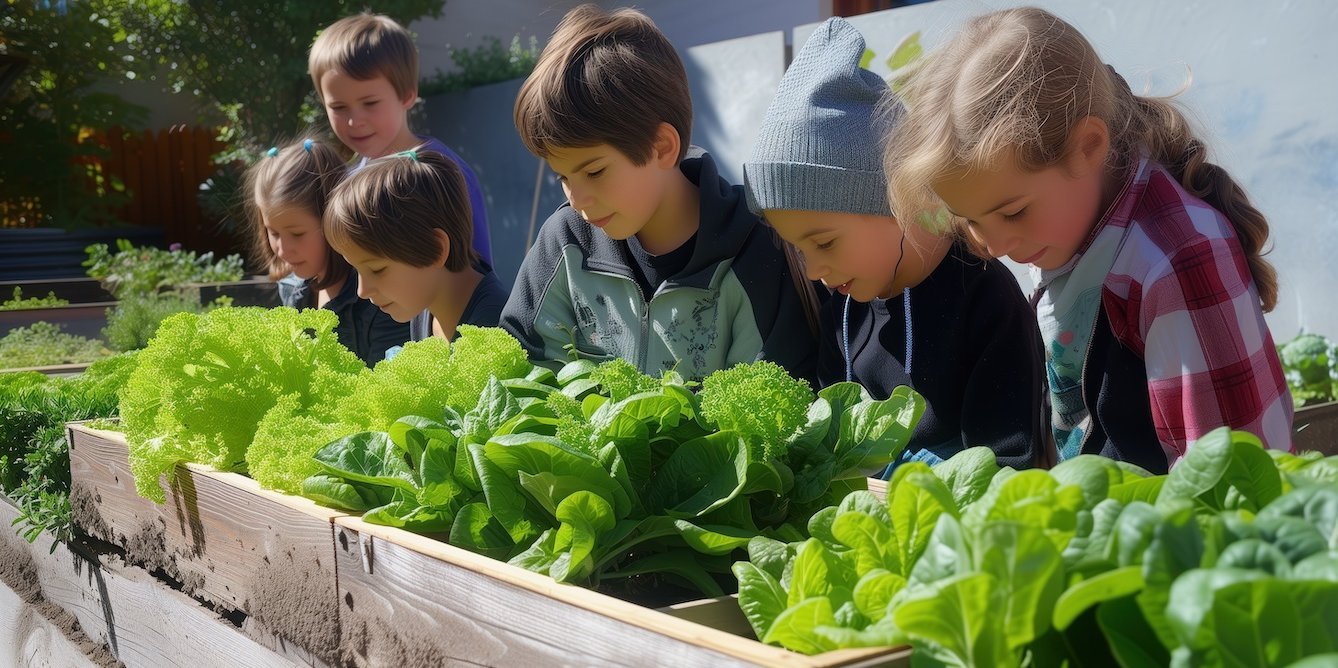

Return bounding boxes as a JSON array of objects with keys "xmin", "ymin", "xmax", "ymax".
[
  {"xmin": 303, "ymin": 138, "xmax": 314, "ymax": 153},
  {"xmin": 396, "ymin": 149, "xmax": 418, "ymax": 162},
  {"xmin": 266, "ymin": 146, "xmax": 279, "ymax": 158}
]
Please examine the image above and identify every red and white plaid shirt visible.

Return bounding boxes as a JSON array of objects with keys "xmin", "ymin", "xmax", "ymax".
[{"xmin": 1097, "ymin": 157, "xmax": 1294, "ymax": 462}]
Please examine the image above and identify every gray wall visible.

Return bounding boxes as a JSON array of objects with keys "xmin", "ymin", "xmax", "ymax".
[
  {"xmin": 427, "ymin": 0, "xmax": 1336, "ymax": 340},
  {"xmin": 795, "ymin": 0, "xmax": 1338, "ymax": 341},
  {"xmin": 411, "ymin": 0, "xmax": 826, "ymax": 76}
]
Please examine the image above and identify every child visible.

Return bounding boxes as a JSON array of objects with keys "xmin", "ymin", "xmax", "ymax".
[
  {"xmin": 886, "ymin": 7, "xmax": 1293, "ymax": 472},
  {"xmin": 323, "ymin": 150, "xmax": 508, "ymax": 340},
  {"xmin": 308, "ymin": 12, "xmax": 493, "ymax": 264},
  {"xmin": 243, "ymin": 137, "xmax": 409, "ymax": 366},
  {"xmin": 743, "ymin": 18, "xmax": 1047, "ymax": 470},
  {"xmin": 501, "ymin": 5, "xmax": 818, "ymax": 384}
]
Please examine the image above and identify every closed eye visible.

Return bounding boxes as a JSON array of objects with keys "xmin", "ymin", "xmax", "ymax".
[
  {"xmin": 1003, "ymin": 207, "xmax": 1027, "ymax": 221},
  {"xmin": 587, "ymin": 168, "xmax": 605, "ymax": 179},
  {"xmin": 814, "ymin": 239, "xmax": 835, "ymax": 251}
]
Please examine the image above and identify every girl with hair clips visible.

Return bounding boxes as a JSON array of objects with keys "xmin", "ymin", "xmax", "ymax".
[
  {"xmin": 886, "ymin": 7, "xmax": 1294, "ymax": 472},
  {"xmin": 244, "ymin": 137, "xmax": 409, "ymax": 366}
]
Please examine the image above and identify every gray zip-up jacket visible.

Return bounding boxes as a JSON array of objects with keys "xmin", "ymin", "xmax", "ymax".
[{"xmin": 500, "ymin": 150, "xmax": 817, "ymax": 384}]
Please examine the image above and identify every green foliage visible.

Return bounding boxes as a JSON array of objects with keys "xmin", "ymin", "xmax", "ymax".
[
  {"xmin": 419, "ymin": 35, "xmax": 540, "ymax": 96},
  {"xmin": 0, "ymin": 322, "xmax": 110, "ymax": 369},
  {"xmin": 589, "ymin": 358, "xmax": 659, "ymax": 403},
  {"xmin": 0, "ymin": 287, "xmax": 68, "ymax": 311},
  {"xmin": 699, "ymin": 360, "xmax": 814, "ymax": 462},
  {"xmin": 84, "ymin": 238, "xmax": 245, "ymax": 301},
  {"xmin": 1278, "ymin": 332, "xmax": 1337, "ymax": 407},
  {"xmin": 0, "ymin": 353, "xmax": 135, "ymax": 546},
  {"xmin": 0, "ymin": 0, "xmax": 146, "ymax": 228},
  {"xmin": 737, "ymin": 429, "xmax": 1338, "ymax": 666},
  {"xmin": 120, "ymin": 307, "xmax": 367, "ymax": 502},
  {"xmin": 301, "ymin": 356, "xmax": 923, "ymax": 600},
  {"xmin": 102, "ymin": 292, "xmax": 214, "ymax": 352}
]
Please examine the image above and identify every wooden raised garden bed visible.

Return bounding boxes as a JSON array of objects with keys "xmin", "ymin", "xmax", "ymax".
[
  {"xmin": 0, "ymin": 277, "xmax": 280, "ymax": 340},
  {"xmin": 66, "ymin": 422, "xmax": 346, "ymax": 666},
  {"xmin": 0, "ymin": 494, "xmax": 297, "ymax": 667},
  {"xmin": 1295, "ymin": 400, "xmax": 1338, "ymax": 456},
  {"xmin": 66, "ymin": 423, "xmax": 913, "ymax": 667}
]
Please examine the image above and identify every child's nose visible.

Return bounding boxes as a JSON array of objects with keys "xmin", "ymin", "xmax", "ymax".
[
  {"xmin": 565, "ymin": 184, "xmax": 593, "ymax": 211},
  {"xmin": 356, "ymin": 274, "xmax": 373, "ymax": 300},
  {"xmin": 970, "ymin": 224, "xmax": 1016, "ymax": 259}
]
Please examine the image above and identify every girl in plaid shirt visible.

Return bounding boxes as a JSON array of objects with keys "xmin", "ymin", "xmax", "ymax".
[{"xmin": 884, "ymin": 7, "xmax": 1293, "ymax": 472}]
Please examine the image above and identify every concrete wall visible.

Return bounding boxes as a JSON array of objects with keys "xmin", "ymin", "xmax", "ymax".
[
  {"xmin": 411, "ymin": 0, "xmax": 828, "ymax": 76},
  {"xmin": 795, "ymin": 0, "xmax": 1338, "ymax": 341}
]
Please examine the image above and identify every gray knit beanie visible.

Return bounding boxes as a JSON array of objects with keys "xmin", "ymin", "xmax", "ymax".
[{"xmin": 744, "ymin": 17, "xmax": 896, "ymax": 217}]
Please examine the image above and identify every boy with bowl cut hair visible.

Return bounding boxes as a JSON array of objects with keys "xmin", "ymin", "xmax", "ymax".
[
  {"xmin": 309, "ymin": 12, "xmax": 494, "ymax": 264},
  {"xmin": 502, "ymin": 4, "xmax": 818, "ymax": 384}
]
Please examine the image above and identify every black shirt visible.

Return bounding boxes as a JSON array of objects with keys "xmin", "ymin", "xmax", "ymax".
[
  {"xmin": 815, "ymin": 243, "xmax": 1047, "ymax": 469},
  {"xmin": 408, "ymin": 268, "xmax": 510, "ymax": 341},
  {"xmin": 624, "ymin": 233, "xmax": 698, "ymax": 300}
]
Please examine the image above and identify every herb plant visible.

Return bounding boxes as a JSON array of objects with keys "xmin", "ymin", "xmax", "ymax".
[
  {"xmin": 0, "ymin": 321, "xmax": 110, "ymax": 369},
  {"xmin": 83, "ymin": 238, "xmax": 245, "ymax": 300},
  {"xmin": 0, "ymin": 287, "xmax": 68, "ymax": 311}
]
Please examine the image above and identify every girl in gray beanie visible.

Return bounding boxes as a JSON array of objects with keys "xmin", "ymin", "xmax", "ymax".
[{"xmin": 743, "ymin": 17, "xmax": 1051, "ymax": 471}]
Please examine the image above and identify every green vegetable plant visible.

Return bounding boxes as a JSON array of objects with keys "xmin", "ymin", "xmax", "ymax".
[
  {"xmin": 0, "ymin": 287, "xmax": 68, "ymax": 311},
  {"xmin": 1278, "ymin": 332, "xmax": 1337, "ymax": 407},
  {"xmin": 0, "ymin": 321, "xmax": 110, "ymax": 369},
  {"xmin": 302, "ymin": 357, "xmax": 924, "ymax": 599},
  {"xmin": 0, "ymin": 353, "xmax": 137, "ymax": 548},
  {"xmin": 83, "ymin": 238, "xmax": 245, "ymax": 301},
  {"xmin": 735, "ymin": 428, "xmax": 1338, "ymax": 666}
]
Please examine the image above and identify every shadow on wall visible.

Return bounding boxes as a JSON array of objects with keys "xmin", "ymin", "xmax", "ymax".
[{"xmin": 424, "ymin": 79, "xmax": 567, "ymax": 290}]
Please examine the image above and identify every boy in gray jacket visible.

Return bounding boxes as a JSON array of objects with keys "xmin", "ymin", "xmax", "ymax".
[{"xmin": 503, "ymin": 5, "xmax": 818, "ymax": 384}]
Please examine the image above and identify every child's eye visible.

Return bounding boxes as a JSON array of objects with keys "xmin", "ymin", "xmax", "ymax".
[
  {"xmin": 815, "ymin": 239, "xmax": 835, "ymax": 251},
  {"xmin": 371, "ymin": 267, "xmax": 385, "ymax": 275},
  {"xmin": 291, "ymin": 232, "xmax": 304, "ymax": 238},
  {"xmin": 1003, "ymin": 207, "xmax": 1027, "ymax": 221},
  {"xmin": 587, "ymin": 168, "xmax": 605, "ymax": 179}
]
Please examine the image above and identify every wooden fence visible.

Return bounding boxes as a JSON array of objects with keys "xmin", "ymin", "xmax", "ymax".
[
  {"xmin": 1, "ymin": 125, "xmax": 226, "ymax": 251},
  {"xmin": 103, "ymin": 125, "xmax": 225, "ymax": 250}
]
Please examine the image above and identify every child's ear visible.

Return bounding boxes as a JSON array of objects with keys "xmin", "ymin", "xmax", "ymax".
[
  {"xmin": 651, "ymin": 122, "xmax": 681, "ymax": 170},
  {"xmin": 401, "ymin": 86, "xmax": 419, "ymax": 110},
  {"xmin": 433, "ymin": 228, "xmax": 451, "ymax": 267},
  {"xmin": 1066, "ymin": 116, "xmax": 1110, "ymax": 177}
]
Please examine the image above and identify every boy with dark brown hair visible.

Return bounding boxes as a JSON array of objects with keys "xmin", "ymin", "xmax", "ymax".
[{"xmin": 502, "ymin": 4, "xmax": 817, "ymax": 383}]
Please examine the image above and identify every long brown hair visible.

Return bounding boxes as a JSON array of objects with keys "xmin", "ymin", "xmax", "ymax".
[
  {"xmin": 886, "ymin": 6, "xmax": 1277, "ymax": 311},
  {"xmin": 243, "ymin": 137, "xmax": 352, "ymax": 292}
]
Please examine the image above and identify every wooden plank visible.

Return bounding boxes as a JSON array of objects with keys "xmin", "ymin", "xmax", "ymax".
[
  {"xmin": 154, "ymin": 129, "xmax": 172, "ymax": 235},
  {"xmin": 66, "ymin": 423, "xmax": 346, "ymax": 665},
  {"xmin": 124, "ymin": 131, "xmax": 143, "ymax": 226},
  {"xmin": 0, "ymin": 498, "xmax": 296, "ymax": 668},
  {"xmin": 334, "ymin": 516, "xmax": 910, "ymax": 667},
  {"xmin": 0, "ymin": 579, "xmax": 99, "ymax": 668}
]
